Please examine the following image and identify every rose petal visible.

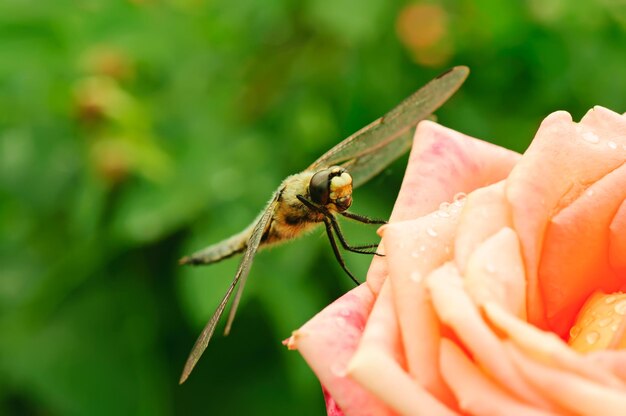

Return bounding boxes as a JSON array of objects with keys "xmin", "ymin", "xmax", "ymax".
[
  {"xmin": 348, "ymin": 280, "xmax": 457, "ymax": 415},
  {"xmin": 588, "ymin": 350, "xmax": 626, "ymax": 382},
  {"xmin": 609, "ymin": 200, "xmax": 626, "ymax": 279},
  {"xmin": 539, "ymin": 162, "xmax": 626, "ymax": 337},
  {"xmin": 505, "ymin": 108, "xmax": 626, "ymax": 329},
  {"xmin": 484, "ymin": 302, "xmax": 626, "ymax": 390},
  {"xmin": 506, "ymin": 342, "xmax": 626, "ymax": 415},
  {"xmin": 392, "ymin": 120, "xmax": 521, "ymax": 220},
  {"xmin": 454, "ymin": 181, "xmax": 513, "ymax": 272},
  {"xmin": 568, "ymin": 291, "xmax": 626, "ymax": 353},
  {"xmin": 426, "ymin": 263, "xmax": 556, "ymax": 409},
  {"xmin": 367, "ymin": 120, "xmax": 521, "ymax": 292},
  {"xmin": 464, "ymin": 227, "xmax": 527, "ymax": 319},
  {"xmin": 381, "ymin": 205, "xmax": 463, "ymax": 406},
  {"xmin": 286, "ymin": 284, "xmax": 393, "ymax": 415},
  {"xmin": 440, "ymin": 340, "xmax": 557, "ymax": 416}
]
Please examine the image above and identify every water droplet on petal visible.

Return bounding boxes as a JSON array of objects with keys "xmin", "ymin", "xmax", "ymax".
[
  {"xmin": 336, "ymin": 317, "xmax": 348, "ymax": 329},
  {"xmin": 582, "ymin": 131, "xmax": 600, "ymax": 144},
  {"xmin": 586, "ymin": 189, "xmax": 595, "ymax": 197},
  {"xmin": 437, "ymin": 210, "xmax": 450, "ymax": 218},
  {"xmin": 608, "ymin": 141, "xmax": 618, "ymax": 150},
  {"xmin": 426, "ymin": 227, "xmax": 438, "ymax": 237},
  {"xmin": 614, "ymin": 299, "xmax": 626, "ymax": 315},
  {"xmin": 453, "ymin": 192, "xmax": 467, "ymax": 205},
  {"xmin": 611, "ymin": 323, "xmax": 620, "ymax": 332},
  {"xmin": 410, "ymin": 271, "xmax": 422, "ymax": 282},
  {"xmin": 569, "ymin": 325, "xmax": 581, "ymax": 338},
  {"xmin": 585, "ymin": 331, "xmax": 600, "ymax": 345},
  {"xmin": 331, "ymin": 362, "xmax": 347, "ymax": 377},
  {"xmin": 419, "ymin": 245, "xmax": 427, "ymax": 252},
  {"xmin": 444, "ymin": 246, "xmax": 451, "ymax": 254},
  {"xmin": 439, "ymin": 202, "xmax": 450, "ymax": 211},
  {"xmin": 604, "ymin": 295, "xmax": 617, "ymax": 305},
  {"xmin": 597, "ymin": 317, "xmax": 613, "ymax": 328}
]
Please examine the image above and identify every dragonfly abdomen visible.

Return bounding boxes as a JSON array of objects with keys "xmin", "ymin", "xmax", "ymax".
[{"xmin": 179, "ymin": 226, "xmax": 252, "ymax": 266}]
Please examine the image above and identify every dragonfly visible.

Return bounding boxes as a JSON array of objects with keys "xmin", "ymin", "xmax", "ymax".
[{"xmin": 178, "ymin": 66, "xmax": 469, "ymax": 383}]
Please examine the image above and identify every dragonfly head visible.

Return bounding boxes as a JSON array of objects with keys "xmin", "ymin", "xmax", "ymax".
[{"xmin": 309, "ymin": 166, "xmax": 353, "ymax": 212}]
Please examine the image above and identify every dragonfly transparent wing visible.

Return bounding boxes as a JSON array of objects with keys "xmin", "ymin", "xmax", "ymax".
[
  {"xmin": 309, "ymin": 66, "xmax": 469, "ymax": 187},
  {"xmin": 179, "ymin": 195, "xmax": 278, "ymax": 384}
]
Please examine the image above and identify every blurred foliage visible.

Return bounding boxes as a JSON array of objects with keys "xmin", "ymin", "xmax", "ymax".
[{"xmin": 0, "ymin": 0, "xmax": 624, "ymax": 414}]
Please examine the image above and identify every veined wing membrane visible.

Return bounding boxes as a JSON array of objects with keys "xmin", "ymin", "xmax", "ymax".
[
  {"xmin": 309, "ymin": 66, "xmax": 469, "ymax": 187},
  {"xmin": 179, "ymin": 195, "xmax": 278, "ymax": 384},
  {"xmin": 341, "ymin": 129, "xmax": 413, "ymax": 188}
]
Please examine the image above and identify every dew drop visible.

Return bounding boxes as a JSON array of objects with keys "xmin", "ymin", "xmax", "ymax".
[
  {"xmin": 453, "ymin": 192, "xmax": 467, "ymax": 205},
  {"xmin": 611, "ymin": 323, "xmax": 620, "ymax": 332},
  {"xmin": 608, "ymin": 141, "xmax": 618, "ymax": 150},
  {"xmin": 336, "ymin": 317, "xmax": 348, "ymax": 329},
  {"xmin": 604, "ymin": 295, "xmax": 617, "ymax": 305},
  {"xmin": 597, "ymin": 317, "xmax": 613, "ymax": 328},
  {"xmin": 582, "ymin": 131, "xmax": 600, "ymax": 144},
  {"xmin": 330, "ymin": 362, "xmax": 347, "ymax": 377},
  {"xmin": 437, "ymin": 210, "xmax": 451, "ymax": 218},
  {"xmin": 339, "ymin": 309, "xmax": 351, "ymax": 318},
  {"xmin": 586, "ymin": 189, "xmax": 595, "ymax": 197},
  {"xmin": 426, "ymin": 227, "xmax": 438, "ymax": 237},
  {"xmin": 614, "ymin": 299, "xmax": 626, "ymax": 315},
  {"xmin": 444, "ymin": 246, "xmax": 451, "ymax": 254},
  {"xmin": 419, "ymin": 244, "xmax": 427, "ymax": 252},
  {"xmin": 439, "ymin": 202, "xmax": 450, "ymax": 211},
  {"xmin": 569, "ymin": 325, "xmax": 581, "ymax": 338},
  {"xmin": 410, "ymin": 271, "xmax": 422, "ymax": 283},
  {"xmin": 585, "ymin": 331, "xmax": 600, "ymax": 345}
]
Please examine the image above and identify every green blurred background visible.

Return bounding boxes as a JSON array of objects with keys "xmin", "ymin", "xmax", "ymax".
[{"xmin": 1, "ymin": 0, "xmax": 624, "ymax": 414}]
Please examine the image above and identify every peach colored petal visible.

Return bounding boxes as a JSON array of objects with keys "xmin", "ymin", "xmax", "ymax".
[
  {"xmin": 426, "ymin": 263, "xmax": 556, "ymax": 409},
  {"xmin": 454, "ymin": 181, "xmax": 513, "ymax": 273},
  {"xmin": 568, "ymin": 291, "xmax": 626, "ymax": 353},
  {"xmin": 506, "ymin": 342, "xmax": 626, "ymax": 415},
  {"xmin": 380, "ymin": 204, "xmax": 463, "ymax": 406},
  {"xmin": 440, "ymin": 340, "xmax": 558, "ymax": 416},
  {"xmin": 588, "ymin": 350, "xmax": 626, "ymax": 382},
  {"xmin": 367, "ymin": 120, "xmax": 521, "ymax": 292},
  {"xmin": 286, "ymin": 284, "xmax": 393, "ymax": 415},
  {"xmin": 348, "ymin": 280, "xmax": 457, "ymax": 415},
  {"xmin": 484, "ymin": 302, "xmax": 626, "ymax": 390},
  {"xmin": 609, "ymin": 200, "xmax": 626, "ymax": 280},
  {"xmin": 392, "ymin": 121, "xmax": 521, "ymax": 221},
  {"xmin": 505, "ymin": 108, "xmax": 626, "ymax": 329},
  {"xmin": 539, "ymin": 162, "xmax": 626, "ymax": 337},
  {"xmin": 464, "ymin": 227, "xmax": 526, "ymax": 319}
]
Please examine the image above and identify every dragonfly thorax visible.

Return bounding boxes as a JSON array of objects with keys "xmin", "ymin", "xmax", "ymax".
[{"xmin": 309, "ymin": 166, "xmax": 353, "ymax": 212}]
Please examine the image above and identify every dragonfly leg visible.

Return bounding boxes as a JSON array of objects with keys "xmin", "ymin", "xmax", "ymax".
[
  {"xmin": 328, "ymin": 215, "xmax": 383, "ymax": 256},
  {"xmin": 340, "ymin": 211, "xmax": 387, "ymax": 225},
  {"xmin": 297, "ymin": 194, "xmax": 383, "ymax": 255},
  {"xmin": 323, "ymin": 218, "xmax": 360, "ymax": 286}
]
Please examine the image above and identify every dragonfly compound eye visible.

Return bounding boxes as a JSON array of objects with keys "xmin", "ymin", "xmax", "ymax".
[{"xmin": 309, "ymin": 166, "xmax": 353, "ymax": 211}]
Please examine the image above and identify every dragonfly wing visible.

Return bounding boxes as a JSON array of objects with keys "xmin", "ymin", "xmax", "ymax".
[
  {"xmin": 309, "ymin": 66, "xmax": 469, "ymax": 185},
  {"xmin": 179, "ymin": 194, "xmax": 278, "ymax": 384},
  {"xmin": 341, "ymin": 129, "xmax": 413, "ymax": 189}
]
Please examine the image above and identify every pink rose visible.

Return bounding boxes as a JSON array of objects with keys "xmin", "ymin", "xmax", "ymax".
[{"xmin": 286, "ymin": 107, "xmax": 626, "ymax": 415}]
